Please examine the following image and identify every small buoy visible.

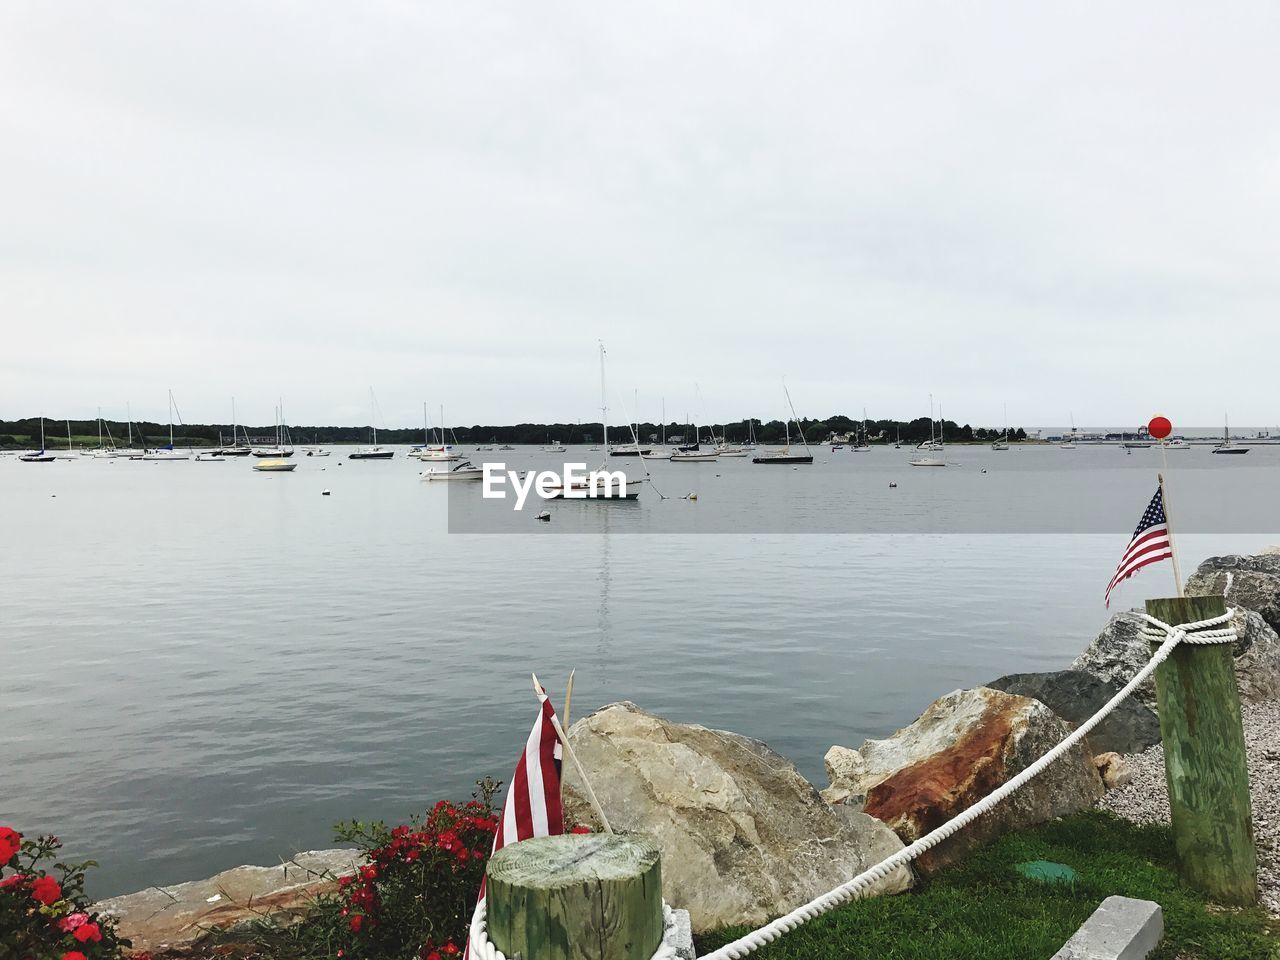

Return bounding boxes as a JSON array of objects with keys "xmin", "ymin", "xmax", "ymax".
[
  {"xmin": 322, "ymin": 489, "xmax": 331, "ymax": 496},
  {"xmin": 536, "ymin": 510, "xmax": 551, "ymax": 522},
  {"xmin": 689, "ymin": 492, "xmax": 698, "ymax": 501},
  {"xmin": 51, "ymin": 494, "xmax": 57, "ymax": 498},
  {"xmin": 981, "ymin": 468, "xmax": 987, "ymax": 474},
  {"xmin": 889, "ymin": 481, "xmax": 897, "ymax": 488}
]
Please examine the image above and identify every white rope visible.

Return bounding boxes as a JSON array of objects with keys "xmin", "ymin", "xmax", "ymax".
[{"xmin": 469, "ymin": 607, "xmax": 1236, "ymax": 960}]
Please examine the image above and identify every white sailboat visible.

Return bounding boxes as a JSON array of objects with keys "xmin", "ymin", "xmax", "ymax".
[
  {"xmin": 991, "ymin": 404, "xmax": 1010, "ymax": 451},
  {"xmin": 252, "ymin": 400, "xmax": 295, "ymax": 458},
  {"xmin": 1059, "ymin": 413, "xmax": 1078, "ymax": 449},
  {"xmin": 851, "ymin": 409, "xmax": 872, "ymax": 451},
  {"xmin": 909, "ymin": 397, "xmax": 946, "ymax": 466},
  {"xmin": 1213, "ymin": 415, "xmax": 1250, "ymax": 455},
  {"xmin": 752, "ymin": 385, "xmax": 814, "ymax": 464},
  {"xmin": 545, "ymin": 342, "xmax": 641, "ymax": 499},
  {"xmin": 218, "ymin": 398, "xmax": 253, "ymax": 456},
  {"xmin": 417, "ymin": 404, "xmax": 462, "ymax": 461},
  {"xmin": 142, "ymin": 391, "xmax": 190, "ymax": 460}
]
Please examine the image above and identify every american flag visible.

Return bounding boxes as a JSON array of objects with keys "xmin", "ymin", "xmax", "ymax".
[
  {"xmin": 1105, "ymin": 487, "xmax": 1173, "ymax": 607},
  {"xmin": 466, "ymin": 690, "xmax": 564, "ymax": 957}
]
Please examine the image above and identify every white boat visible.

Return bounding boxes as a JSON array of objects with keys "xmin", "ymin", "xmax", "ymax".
[
  {"xmin": 19, "ymin": 416, "xmax": 56, "ymax": 462},
  {"xmin": 142, "ymin": 391, "xmax": 191, "ymax": 460},
  {"xmin": 253, "ymin": 458, "xmax": 297, "ymax": 472},
  {"xmin": 1213, "ymin": 416, "xmax": 1250, "ymax": 455},
  {"xmin": 252, "ymin": 400, "xmax": 295, "ymax": 457},
  {"xmin": 909, "ymin": 396, "xmax": 946, "ymax": 466},
  {"xmin": 715, "ymin": 445, "xmax": 748, "ymax": 457},
  {"xmin": 194, "ymin": 452, "xmax": 226, "ymax": 462},
  {"xmin": 416, "ymin": 404, "xmax": 463, "ymax": 461},
  {"xmin": 670, "ymin": 450, "xmax": 719, "ymax": 462},
  {"xmin": 992, "ymin": 404, "xmax": 1010, "ymax": 450},
  {"xmin": 542, "ymin": 442, "xmax": 568, "ymax": 454},
  {"xmin": 499, "ymin": 444, "xmax": 515, "ymax": 451},
  {"xmin": 850, "ymin": 409, "xmax": 871, "ymax": 451},
  {"xmin": 1060, "ymin": 413, "xmax": 1078, "ymax": 449},
  {"xmin": 303, "ymin": 446, "xmax": 330, "ymax": 457},
  {"xmin": 216, "ymin": 399, "xmax": 253, "ymax": 455},
  {"xmin": 1165, "ymin": 438, "xmax": 1190, "ymax": 449},
  {"xmin": 546, "ymin": 342, "xmax": 641, "ymax": 499},
  {"xmin": 422, "ymin": 460, "xmax": 485, "ymax": 482}
]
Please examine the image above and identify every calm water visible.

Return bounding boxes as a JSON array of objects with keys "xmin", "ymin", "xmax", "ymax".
[{"xmin": 2, "ymin": 444, "xmax": 1277, "ymax": 896}]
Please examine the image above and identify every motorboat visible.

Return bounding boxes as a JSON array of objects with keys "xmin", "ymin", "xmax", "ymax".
[
  {"xmin": 253, "ymin": 458, "xmax": 297, "ymax": 472},
  {"xmin": 421, "ymin": 460, "xmax": 485, "ymax": 482}
]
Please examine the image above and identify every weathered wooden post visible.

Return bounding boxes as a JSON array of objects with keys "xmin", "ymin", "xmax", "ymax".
[
  {"xmin": 1146, "ymin": 595, "xmax": 1257, "ymax": 905},
  {"xmin": 486, "ymin": 833, "xmax": 664, "ymax": 960}
]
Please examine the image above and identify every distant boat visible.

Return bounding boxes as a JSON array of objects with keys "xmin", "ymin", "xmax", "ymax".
[
  {"xmin": 350, "ymin": 389, "xmax": 395, "ymax": 459},
  {"xmin": 992, "ymin": 404, "xmax": 1010, "ymax": 450},
  {"xmin": 850, "ymin": 408, "xmax": 871, "ymax": 451},
  {"xmin": 253, "ymin": 458, "xmax": 297, "ymax": 472},
  {"xmin": 142, "ymin": 391, "xmax": 191, "ymax": 460},
  {"xmin": 217, "ymin": 399, "xmax": 253, "ymax": 455},
  {"xmin": 607, "ymin": 443, "xmax": 650, "ymax": 457},
  {"xmin": 909, "ymin": 396, "xmax": 947, "ymax": 466},
  {"xmin": 1165, "ymin": 438, "xmax": 1190, "ymax": 449},
  {"xmin": 417, "ymin": 404, "xmax": 463, "ymax": 461},
  {"xmin": 1213, "ymin": 416, "xmax": 1249, "ymax": 455},
  {"xmin": 19, "ymin": 415, "xmax": 56, "ymax": 462},
  {"xmin": 543, "ymin": 441, "xmax": 568, "ymax": 454},
  {"xmin": 194, "ymin": 452, "xmax": 226, "ymax": 462},
  {"xmin": 252, "ymin": 400, "xmax": 294, "ymax": 457},
  {"xmin": 1060, "ymin": 412, "xmax": 1078, "ymax": 449},
  {"xmin": 499, "ymin": 444, "xmax": 515, "ymax": 451},
  {"xmin": 753, "ymin": 385, "xmax": 814, "ymax": 464}
]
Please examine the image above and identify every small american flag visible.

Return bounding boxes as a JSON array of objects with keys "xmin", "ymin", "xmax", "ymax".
[
  {"xmin": 1105, "ymin": 487, "xmax": 1173, "ymax": 607},
  {"xmin": 466, "ymin": 690, "xmax": 564, "ymax": 957}
]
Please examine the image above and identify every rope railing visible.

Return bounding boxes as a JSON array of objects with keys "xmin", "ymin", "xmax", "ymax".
[{"xmin": 468, "ymin": 607, "xmax": 1237, "ymax": 960}]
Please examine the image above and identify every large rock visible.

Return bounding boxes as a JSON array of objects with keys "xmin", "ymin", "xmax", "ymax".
[
  {"xmin": 1186, "ymin": 556, "xmax": 1280, "ymax": 633},
  {"xmin": 1073, "ymin": 608, "xmax": 1280, "ymax": 706},
  {"xmin": 824, "ymin": 687, "xmax": 1102, "ymax": 871},
  {"xmin": 985, "ymin": 669, "xmax": 1161, "ymax": 754},
  {"xmin": 95, "ymin": 849, "xmax": 361, "ymax": 952},
  {"xmin": 561, "ymin": 702, "xmax": 911, "ymax": 933}
]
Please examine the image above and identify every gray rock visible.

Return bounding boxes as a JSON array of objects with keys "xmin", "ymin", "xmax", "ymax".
[
  {"xmin": 986, "ymin": 669, "xmax": 1161, "ymax": 754},
  {"xmin": 1050, "ymin": 896, "xmax": 1163, "ymax": 960},
  {"xmin": 1186, "ymin": 555, "xmax": 1280, "ymax": 632},
  {"xmin": 1073, "ymin": 608, "xmax": 1280, "ymax": 707},
  {"xmin": 827, "ymin": 687, "xmax": 1103, "ymax": 871},
  {"xmin": 561, "ymin": 702, "xmax": 911, "ymax": 933}
]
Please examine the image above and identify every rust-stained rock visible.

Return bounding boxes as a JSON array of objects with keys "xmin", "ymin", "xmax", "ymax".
[
  {"xmin": 826, "ymin": 687, "xmax": 1103, "ymax": 871},
  {"xmin": 95, "ymin": 849, "xmax": 361, "ymax": 953},
  {"xmin": 1093, "ymin": 751, "xmax": 1134, "ymax": 789}
]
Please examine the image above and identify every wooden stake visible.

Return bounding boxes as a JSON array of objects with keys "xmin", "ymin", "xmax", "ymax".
[
  {"xmin": 532, "ymin": 673, "xmax": 613, "ymax": 834},
  {"xmin": 1146, "ymin": 595, "xmax": 1256, "ymax": 905}
]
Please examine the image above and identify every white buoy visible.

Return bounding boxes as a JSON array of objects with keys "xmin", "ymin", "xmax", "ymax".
[
  {"xmin": 689, "ymin": 492, "xmax": 698, "ymax": 501},
  {"xmin": 889, "ymin": 481, "xmax": 897, "ymax": 488},
  {"xmin": 536, "ymin": 510, "xmax": 551, "ymax": 521},
  {"xmin": 322, "ymin": 489, "xmax": 331, "ymax": 496}
]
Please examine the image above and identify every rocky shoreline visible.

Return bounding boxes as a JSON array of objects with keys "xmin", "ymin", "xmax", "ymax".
[{"xmin": 100, "ymin": 548, "xmax": 1280, "ymax": 947}]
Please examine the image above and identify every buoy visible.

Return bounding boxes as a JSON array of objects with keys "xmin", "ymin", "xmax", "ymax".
[
  {"xmin": 981, "ymin": 468, "xmax": 987, "ymax": 474},
  {"xmin": 536, "ymin": 510, "xmax": 551, "ymax": 522},
  {"xmin": 689, "ymin": 493, "xmax": 698, "ymax": 501},
  {"xmin": 322, "ymin": 489, "xmax": 331, "ymax": 496},
  {"xmin": 889, "ymin": 481, "xmax": 897, "ymax": 488}
]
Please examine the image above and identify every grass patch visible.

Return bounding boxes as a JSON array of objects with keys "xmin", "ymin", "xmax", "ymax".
[{"xmin": 696, "ymin": 811, "xmax": 1278, "ymax": 960}]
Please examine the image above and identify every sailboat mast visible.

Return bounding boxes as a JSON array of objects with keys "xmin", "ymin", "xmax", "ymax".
[
  {"xmin": 783, "ymin": 382, "xmax": 810, "ymax": 455},
  {"xmin": 127, "ymin": 403, "xmax": 132, "ymax": 447},
  {"xmin": 168, "ymin": 390, "xmax": 174, "ymax": 447},
  {"xmin": 599, "ymin": 341, "xmax": 608, "ymax": 454},
  {"xmin": 98, "ymin": 408, "xmax": 103, "ymax": 449},
  {"xmin": 67, "ymin": 419, "xmax": 72, "ymax": 452}
]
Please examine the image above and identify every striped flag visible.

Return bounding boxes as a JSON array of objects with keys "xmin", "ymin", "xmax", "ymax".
[
  {"xmin": 1105, "ymin": 487, "xmax": 1173, "ymax": 607},
  {"xmin": 466, "ymin": 690, "xmax": 564, "ymax": 957}
]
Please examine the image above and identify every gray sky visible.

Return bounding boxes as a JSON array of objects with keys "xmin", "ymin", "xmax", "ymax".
[{"xmin": 2, "ymin": 2, "xmax": 1278, "ymax": 430}]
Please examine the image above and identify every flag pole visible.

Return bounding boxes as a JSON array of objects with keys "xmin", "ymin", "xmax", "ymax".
[
  {"xmin": 563, "ymin": 668, "xmax": 575, "ymax": 728},
  {"xmin": 531, "ymin": 673, "xmax": 613, "ymax": 834},
  {"xmin": 1157, "ymin": 466, "xmax": 1185, "ymax": 597}
]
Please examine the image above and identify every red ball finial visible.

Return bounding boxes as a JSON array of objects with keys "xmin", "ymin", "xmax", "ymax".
[{"xmin": 1148, "ymin": 416, "xmax": 1172, "ymax": 440}]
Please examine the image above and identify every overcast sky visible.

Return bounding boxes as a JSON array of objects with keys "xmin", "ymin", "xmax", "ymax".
[{"xmin": 2, "ymin": 2, "xmax": 1278, "ymax": 430}]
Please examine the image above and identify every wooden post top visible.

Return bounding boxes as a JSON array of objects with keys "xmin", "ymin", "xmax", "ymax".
[{"xmin": 487, "ymin": 833, "xmax": 660, "ymax": 890}]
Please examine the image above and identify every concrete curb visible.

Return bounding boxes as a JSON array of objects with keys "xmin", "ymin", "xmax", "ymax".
[{"xmin": 1051, "ymin": 895, "xmax": 1163, "ymax": 959}]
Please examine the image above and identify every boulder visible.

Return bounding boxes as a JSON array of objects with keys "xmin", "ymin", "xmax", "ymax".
[
  {"xmin": 1185, "ymin": 558, "xmax": 1280, "ymax": 634},
  {"xmin": 1073, "ymin": 608, "xmax": 1280, "ymax": 706},
  {"xmin": 560, "ymin": 702, "xmax": 911, "ymax": 933},
  {"xmin": 95, "ymin": 849, "xmax": 361, "ymax": 952},
  {"xmin": 1093, "ymin": 752, "xmax": 1133, "ymax": 789},
  {"xmin": 825, "ymin": 687, "xmax": 1102, "ymax": 871},
  {"xmin": 985, "ymin": 669, "xmax": 1161, "ymax": 754}
]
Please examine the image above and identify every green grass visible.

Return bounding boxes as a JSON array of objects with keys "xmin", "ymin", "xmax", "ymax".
[{"xmin": 696, "ymin": 812, "xmax": 1279, "ymax": 960}]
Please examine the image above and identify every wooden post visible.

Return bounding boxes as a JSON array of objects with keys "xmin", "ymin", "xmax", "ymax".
[
  {"xmin": 1146, "ymin": 595, "xmax": 1257, "ymax": 905},
  {"xmin": 486, "ymin": 833, "xmax": 664, "ymax": 960}
]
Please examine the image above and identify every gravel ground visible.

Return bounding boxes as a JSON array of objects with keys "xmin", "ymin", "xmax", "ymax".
[{"xmin": 1098, "ymin": 699, "xmax": 1280, "ymax": 916}]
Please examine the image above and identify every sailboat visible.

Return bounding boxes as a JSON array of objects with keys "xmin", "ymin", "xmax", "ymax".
[
  {"xmin": 1213, "ymin": 415, "xmax": 1250, "ymax": 455},
  {"xmin": 418, "ymin": 405, "xmax": 462, "ymax": 461},
  {"xmin": 1059, "ymin": 413, "xmax": 1078, "ymax": 449},
  {"xmin": 991, "ymin": 404, "xmax": 1010, "ymax": 451},
  {"xmin": 218, "ymin": 398, "xmax": 253, "ymax": 455},
  {"xmin": 142, "ymin": 391, "xmax": 191, "ymax": 460},
  {"xmin": 851, "ymin": 409, "xmax": 871, "ymax": 452},
  {"xmin": 752, "ymin": 386, "xmax": 814, "ymax": 464},
  {"xmin": 716, "ymin": 420, "xmax": 749, "ymax": 457},
  {"xmin": 545, "ymin": 342, "xmax": 641, "ymax": 499},
  {"xmin": 909, "ymin": 398, "xmax": 946, "ymax": 466},
  {"xmin": 350, "ymin": 389, "xmax": 395, "ymax": 459},
  {"xmin": 19, "ymin": 416, "xmax": 56, "ymax": 462},
  {"xmin": 670, "ymin": 413, "xmax": 718, "ymax": 462},
  {"xmin": 252, "ymin": 400, "xmax": 295, "ymax": 457}
]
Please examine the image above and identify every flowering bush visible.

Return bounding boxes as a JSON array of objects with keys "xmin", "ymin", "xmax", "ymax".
[
  {"xmin": 328, "ymin": 779, "xmax": 501, "ymax": 960},
  {"xmin": 1, "ymin": 827, "xmax": 131, "ymax": 960}
]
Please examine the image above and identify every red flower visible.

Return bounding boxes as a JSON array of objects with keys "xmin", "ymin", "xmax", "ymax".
[
  {"xmin": 72, "ymin": 923, "xmax": 103, "ymax": 943},
  {"xmin": 62, "ymin": 952, "xmax": 88, "ymax": 960},
  {"xmin": 0, "ymin": 873, "xmax": 27, "ymax": 891},
  {"xmin": 443, "ymin": 942, "xmax": 460, "ymax": 955},
  {"xmin": 31, "ymin": 875, "xmax": 62, "ymax": 905},
  {"xmin": 349, "ymin": 915, "xmax": 364, "ymax": 933},
  {"xmin": 0, "ymin": 827, "xmax": 20, "ymax": 864},
  {"xmin": 426, "ymin": 952, "xmax": 442, "ymax": 960}
]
